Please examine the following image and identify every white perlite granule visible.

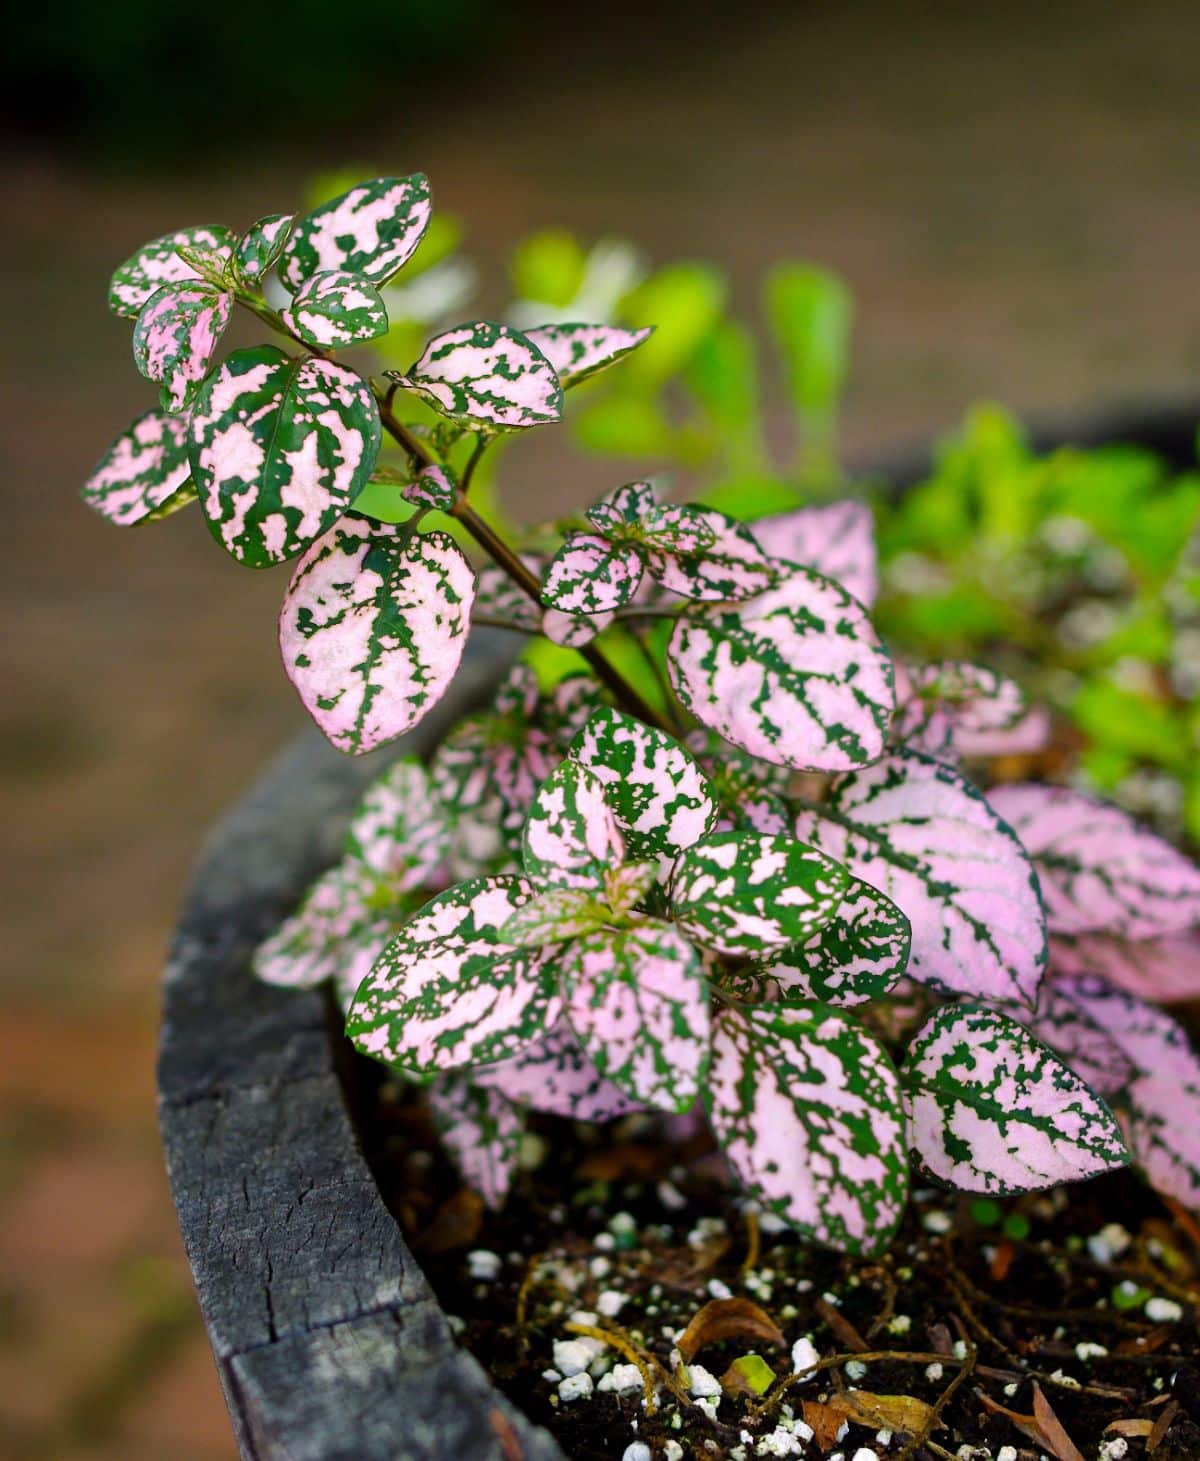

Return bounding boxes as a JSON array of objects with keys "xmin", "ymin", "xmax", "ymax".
[{"xmin": 557, "ymin": 1372, "xmax": 592, "ymax": 1403}]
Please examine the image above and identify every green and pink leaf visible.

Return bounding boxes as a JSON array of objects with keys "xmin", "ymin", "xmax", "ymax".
[
  {"xmin": 82, "ymin": 409, "xmax": 195, "ymax": 526},
  {"xmin": 522, "ymin": 760, "xmax": 624, "ymax": 892},
  {"xmin": 524, "ymin": 323, "xmax": 653, "ymax": 387},
  {"xmin": 279, "ymin": 174, "xmax": 432, "ymax": 289},
  {"xmin": 132, "ymin": 282, "xmax": 232, "ymax": 412},
  {"xmin": 390, "ymin": 322, "xmax": 562, "ymax": 430}
]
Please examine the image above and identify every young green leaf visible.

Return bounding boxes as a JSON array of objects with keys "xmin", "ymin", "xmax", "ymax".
[
  {"xmin": 667, "ymin": 566, "xmax": 894, "ymax": 773},
  {"xmin": 563, "ymin": 922, "xmax": 710, "ymax": 1112},
  {"xmin": 428, "ymin": 1076, "xmax": 524, "ymax": 1209},
  {"xmin": 793, "ymin": 751, "xmax": 1047, "ymax": 1007},
  {"xmin": 903, "ymin": 1005, "xmax": 1129, "ymax": 1194},
  {"xmin": 108, "ymin": 225, "xmax": 234, "ymax": 318},
  {"xmin": 764, "ymin": 263, "xmax": 852, "ymax": 420},
  {"xmin": 671, "ymin": 831, "xmax": 849, "ymax": 957},
  {"xmin": 389, "ymin": 322, "xmax": 563, "ymax": 430},
  {"xmin": 132, "ymin": 281, "xmax": 232, "ymax": 412},
  {"xmin": 570, "ymin": 706, "xmax": 719, "ymax": 858},
  {"xmin": 82, "ymin": 409, "xmax": 195, "ymax": 526},
  {"xmin": 707, "ymin": 1005, "xmax": 909, "ymax": 1255},
  {"xmin": 233, "ymin": 212, "xmax": 293, "ymax": 283},
  {"xmin": 499, "ymin": 887, "xmax": 607, "ymax": 947},
  {"xmin": 281, "ymin": 269, "xmax": 390, "ymax": 348},
  {"xmin": 749, "ymin": 500, "xmax": 877, "ymax": 607},
  {"xmin": 348, "ymin": 875, "xmax": 560, "ymax": 1074},
  {"xmin": 524, "ymin": 322, "xmax": 653, "ymax": 388},
  {"xmin": 473, "ymin": 1019, "xmax": 644, "ymax": 1121},
  {"xmin": 343, "ymin": 757, "xmax": 450, "ymax": 887},
  {"xmin": 189, "ymin": 345, "xmax": 380, "ymax": 566},
  {"xmin": 522, "ymin": 760, "xmax": 624, "ymax": 892},
  {"xmin": 754, "ymin": 878, "xmax": 911, "ymax": 1006},
  {"xmin": 279, "ymin": 174, "xmax": 432, "ymax": 289},
  {"xmin": 280, "ymin": 521, "xmax": 475, "ymax": 755}
]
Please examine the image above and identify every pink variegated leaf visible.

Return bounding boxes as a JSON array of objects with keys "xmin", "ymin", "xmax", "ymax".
[
  {"xmin": 538, "ymin": 672, "xmax": 609, "ymax": 742},
  {"xmin": 252, "ymin": 860, "xmax": 400, "ymax": 1009},
  {"xmin": 988, "ymin": 783, "xmax": 1200, "ymax": 940},
  {"xmin": 500, "ymin": 887, "xmax": 606, "ymax": 948},
  {"xmin": 82, "ymin": 409, "xmax": 196, "ymax": 526},
  {"xmin": 902, "ymin": 1005, "xmax": 1128, "ymax": 1194},
  {"xmin": 388, "ymin": 322, "xmax": 562, "ymax": 431},
  {"xmin": 585, "ymin": 480, "xmax": 659, "ymax": 536},
  {"xmin": 672, "ymin": 831, "xmax": 849, "ymax": 957},
  {"xmin": 281, "ymin": 269, "xmax": 389, "ymax": 348},
  {"xmin": 133, "ymin": 282, "xmax": 232, "ymax": 413},
  {"xmin": 563, "ymin": 922, "xmax": 709, "ymax": 1112},
  {"xmin": 707, "ymin": 1005, "xmax": 909, "ymax": 1255},
  {"xmin": 280, "ymin": 521, "xmax": 474, "ymax": 755},
  {"xmin": 344, "ymin": 756, "xmax": 450, "ymax": 887},
  {"xmin": 753, "ymin": 878, "xmax": 910, "ymax": 1007},
  {"xmin": 668, "ymin": 566, "xmax": 895, "ymax": 773},
  {"xmin": 474, "ymin": 1018, "xmax": 643, "ymax": 1121},
  {"xmin": 524, "ymin": 323, "xmax": 653, "ymax": 388},
  {"xmin": 543, "ymin": 607, "xmax": 615, "ymax": 647},
  {"xmin": 279, "ymin": 174, "xmax": 432, "ymax": 289},
  {"xmin": 233, "ymin": 213, "xmax": 293, "ymax": 283},
  {"xmin": 473, "ymin": 560, "xmax": 543, "ymax": 630},
  {"xmin": 571, "ymin": 707, "xmax": 718, "ymax": 858},
  {"xmin": 347, "ymin": 875, "xmax": 560, "ymax": 1073},
  {"xmin": 523, "ymin": 760, "xmax": 624, "ymax": 892},
  {"xmin": 794, "ymin": 751, "xmax": 1047, "ymax": 1006},
  {"xmin": 894, "ymin": 661, "xmax": 1028, "ymax": 761},
  {"xmin": 189, "ymin": 345, "xmax": 380, "ymax": 567},
  {"xmin": 427, "ymin": 1076, "xmax": 524, "ymax": 1210},
  {"xmin": 642, "ymin": 503, "xmax": 719, "ymax": 555},
  {"xmin": 542, "ymin": 532, "xmax": 643, "ymax": 615},
  {"xmin": 997, "ymin": 983, "xmax": 1136, "ymax": 1096},
  {"xmin": 1050, "ymin": 930, "xmax": 1200, "ymax": 1002},
  {"xmin": 403, "ymin": 464, "xmax": 457, "ymax": 513},
  {"xmin": 108, "ymin": 225, "xmax": 235, "ymax": 318},
  {"xmin": 749, "ymin": 501, "xmax": 878, "ymax": 607},
  {"xmin": 1052, "ymin": 973, "xmax": 1200, "ymax": 1085},
  {"xmin": 686, "ymin": 728, "xmax": 791, "ymax": 836},
  {"xmin": 604, "ymin": 860, "xmax": 659, "ymax": 916},
  {"xmin": 646, "ymin": 509, "xmax": 778, "ymax": 602},
  {"xmin": 954, "ymin": 703, "xmax": 1052, "ymax": 759}
]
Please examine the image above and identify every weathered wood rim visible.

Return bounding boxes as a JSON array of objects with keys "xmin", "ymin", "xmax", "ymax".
[{"xmin": 158, "ymin": 398, "xmax": 1199, "ymax": 1459}]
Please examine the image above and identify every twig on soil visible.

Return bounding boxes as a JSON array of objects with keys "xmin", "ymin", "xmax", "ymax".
[{"xmin": 893, "ymin": 1336, "xmax": 976, "ymax": 1461}]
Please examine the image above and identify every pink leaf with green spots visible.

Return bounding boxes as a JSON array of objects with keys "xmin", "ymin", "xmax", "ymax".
[
  {"xmin": 1052, "ymin": 974, "xmax": 1200, "ymax": 1085},
  {"xmin": 189, "ymin": 344, "xmax": 381, "ymax": 567},
  {"xmin": 645, "ymin": 508, "xmax": 778, "ymax": 602},
  {"xmin": 427, "ymin": 1076, "xmax": 523, "ymax": 1209},
  {"xmin": 388, "ymin": 322, "xmax": 563, "ymax": 431},
  {"xmin": 902, "ymin": 1004, "xmax": 1128, "ymax": 1194},
  {"xmin": 82, "ymin": 409, "xmax": 196, "ymax": 526},
  {"xmin": 524, "ymin": 323, "xmax": 653, "ymax": 388},
  {"xmin": 641, "ymin": 503, "xmax": 719, "ymax": 556},
  {"xmin": 749, "ymin": 501, "xmax": 878, "ymax": 607},
  {"xmin": 347, "ymin": 875, "xmax": 560, "ymax": 1074},
  {"xmin": 132, "ymin": 281, "xmax": 232, "ymax": 412},
  {"xmin": 894, "ymin": 661, "xmax": 1028, "ymax": 761},
  {"xmin": 1050, "ymin": 930, "xmax": 1200, "ymax": 1002},
  {"xmin": 753, "ymin": 878, "xmax": 911, "ymax": 1007},
  {"xmin": 793, "ymin": 750, "xmax": 1047, "ymax": 1006},
  {"xmin": 571, "ymin": 707, "xmax": 718, "ymax": 859},
  {"xmin": 707, "ymin": 1004, "xmax": 909, "ymax": 1255},
  {"xmin": 953, "ymin": 703, "xmax": 1051, "ymax": 759},
  {"xmin": 279, "ymin": 174, "xmax": 432, "ymax": 289},
  {"xmin": 542, "ymin": 532, "xmax": 644, "ymax": 615},
  {"xmin": 668, "ymin": 566, "xmax": 895, "ymax": 773},
  {"xmin": 280, "ymin": 521, "xmax": 475, "ymax": 756},
  {"xmin": 585, "ymin": 481, "xmax": 658, "ymax": 536},
  {"xmin": 997, "ymin": 983, "xmax": 1135, "ymax": 1096},
  {"xmin": 543, "ymin": 606, "xmax": 615, "ymax": 647},
  {"xmin": 233, "ymin": 212, "xmax": 293, "ymax": 283},
  {"xmin": 343, "ymin": 756, "xmax": 450, "ymax": 887},
  {"xmin": 671, "ymin": 831, "xmax": 849, "ymax": 957},
  {"xmin": 686, "ymin": 729, "xmax": 792, "ymax": 837},
  {"xmin": 473, "ymin": 1019, "xmax": 644, "ymax": 1121},
  {"xmin": 563, "ymin": 922, "xmax": 709, "ymax": 1112},
  {"xmin": 403, "ymin": 464, "xmax": 457, "ymax": 513},
  {"xmin": 988, "ymin": 783, "xmax": 1200, "ymax": 940},
  {"xmin": 473, "ymin": 559, "xmax": 543, "ymax": 631},
  {"xmin": 281, "ymin": 269, "xmax": 390, "ymax": 348},
  {"xmin": 522, "ymin": 760, "xmax": 624, "ymax": 892},
  {"xmin": 108, "ymin": 225, "xmax": 234, "ymax": 318}
]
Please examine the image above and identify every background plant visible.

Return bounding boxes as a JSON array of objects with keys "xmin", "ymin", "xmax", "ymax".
[{"xmin": 86, "ymin": 173, "xmax": 1200, "ymax": 1256}]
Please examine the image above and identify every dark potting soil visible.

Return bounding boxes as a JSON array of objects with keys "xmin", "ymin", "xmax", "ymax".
[{"xmin": 355, "ymin": 1070, "xmax": 1200, "ymax": 1461}]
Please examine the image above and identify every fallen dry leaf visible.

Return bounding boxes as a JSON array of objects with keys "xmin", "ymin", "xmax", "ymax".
[
  {"xmin": 837, "ymin": 1388, "xmax": 939, "ymax": 1435},
  {"xmin": 1031, "ymin": 1381, "xmax": 1086, "ymax": 1461},
  {"xmin": 1104, "ymin": 1418, "xmax": 1155, "ymax": 1437},
  {"xmin": 1147, "ymin": 1397, "xmax": 1180, "ymax": 1452},
  {"xmin": 814, "ymin": 1296, "xmax": 869, "ymax": 1352},
  {"xmin": 800, "ymin": 1398, "xmax": 846, "ymax": 1451},
  {"xmin": 415, "ymin": 1187, "xmax": 484, "ymax": 1253},
  {"xmin": 675, "ymin": 1297, "xmax": 785, "ymax": 1362}
]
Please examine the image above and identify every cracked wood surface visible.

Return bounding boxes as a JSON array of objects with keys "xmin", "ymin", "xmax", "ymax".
[{"xmin": 158, "ymin": 631, "xmax": 566, "ymax": 1460}]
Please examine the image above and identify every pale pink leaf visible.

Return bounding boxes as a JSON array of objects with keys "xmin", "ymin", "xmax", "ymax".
[
  {"xmin": 748, "ymin": 500, "xmax": 878, "ymax": 607},
  {"xmin": 995, "ymin": 983, "xmax": 1135, "ymax": 1096},
  {"xmin": 132, "ymin": 281, "xmax": 232, "ymax": 412},
  {"xmin": 893, "ymin": 661, "xmax": 1028, "ymax": 762},
  {"xmin": 571, "ymin": 707, "xmax": 718, "ymax": 858},
  {"xmin": 522, "ymin": 760, "xmax": 625, "ymax": 892},
  {"xmin": 707, "ymin": 1005, "xmax": 908, "ymax": 1255},
  {"xmin": 347, "ymin": 875, "xmax": 560, "ymax": 1073},
  {"xmin": 1123, "ymin": 1075, "xmax": 1200, "ymax": 1210},
  {"xmin": 542, "ymin": 606, "xmax": 615, "ymax": 646},
  {"xmin": 902, "ymin": 1005, "xmax": 1128, "ymax": 1194},
  {"xmin": 82, "ymin": 409, "xmax": 196, "ymax": 526},
  {"xmin": 524, "ymin": 322, "xmax": 653, "ymax": 388},
  {"xmin": 427, "ymin": 1076, "xmax": 524, "ymax": 1210},
  {"xmin": 542, "ymin": 532, "xmax": 643, "ymax": 615},
  {"xmin": 667, "ymin": 566, "xmax": 895, "ymax": 773},
  {"xmin": 988, "ymin": 783, "xmax": 1200, "ymax": 939},
  {"xmin": 280, "ymin": 521, "xmax": 475, "ymax": 756},
  {"xmin": 473, "ymin": 559, "xmax": 543, "ymax": 630},
  {"xmin": 1050, "ymin": 930, "xmax": 1200, "ymax": 1002},
  {"xmin": 389, "ymin": 322, "xmax": 562, "ymax": 430},
  {"xmin": 473, "ymin": 1018, "xmax": 643, "ymax": 1121},
  {"xmin": 794, "ymin": 750, "xmax": 1047, "ymax": 1006},
  {"xmin": 645, "ymin": 509, "xmax": 778, "ymax": 602},
  {"xmin": 279, "ymin": 174, "xmax": 432, "ymax": 289},
  {"xmin": 344, "ymin": 756, "xmax": 450, "ymax": 887},
  {"xmin": 564, "ymin": 922, "xmax": 709, "ymax": 1112},
  {"xmin": 108, "ymin": 225, "xmax": 234, "ymax": 318},
  {"xmin": 1051, "ymin": 973, "xmax": 1200, "ymax": 1086}
]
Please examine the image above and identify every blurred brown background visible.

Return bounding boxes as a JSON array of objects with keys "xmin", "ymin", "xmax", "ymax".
[{"xmin": 4, "ymin": 3, "xmax": 1200, "ymax": 1455}]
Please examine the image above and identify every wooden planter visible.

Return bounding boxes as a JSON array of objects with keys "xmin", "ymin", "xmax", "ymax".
[{"xmin": 159, "ymin": 399, "xmax": 1198, "ymax": 1459}]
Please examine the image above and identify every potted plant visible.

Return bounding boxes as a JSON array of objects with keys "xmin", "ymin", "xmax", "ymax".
[{"xmin": 89, "ymin": 174, "xmax": 1200, "ymax": 1459}]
